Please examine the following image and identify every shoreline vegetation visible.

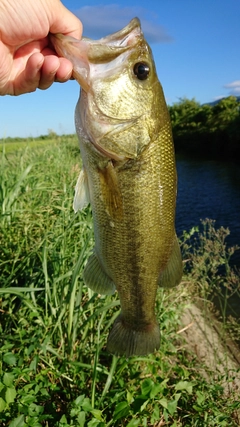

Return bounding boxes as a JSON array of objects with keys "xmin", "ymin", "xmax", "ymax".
[
  {"xmin": 1, "ymin": 128, "xmax": 240, "ymax": 424},
  {"xmin": 169, "ymin": 96, "xmax": 240, "ymax": 161}
]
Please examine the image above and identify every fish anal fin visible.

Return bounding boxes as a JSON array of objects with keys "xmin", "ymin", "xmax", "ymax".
[
  {"xmin": 99, "ymin": 161, "xmax": 123, "ymax": 219},
  {"xmin": 73, "ymin": 168, "xmax": 90, "ymax": 213},
  {"xmin": 83, "ymin": 251, "xmax": 115, "ymax": 295},
  {"xmin": 107, "ymin": 313, "xmax": 160, "ymax": 357},
  {"xmin": 158, "ymin": 235, "xmax": 183, "ymax": 288}
]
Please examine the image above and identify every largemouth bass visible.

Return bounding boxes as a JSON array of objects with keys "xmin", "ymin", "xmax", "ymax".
[{"xmin": 51, "ymin": 18, "xmax": 182, "ymax": 357}]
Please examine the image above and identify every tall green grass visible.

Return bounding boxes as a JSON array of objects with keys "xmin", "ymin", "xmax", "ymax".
[
  {"xmin": 0, "ymin": 136, "xmax": 239, "ymax": 426},
  {"xmin": 181, "ymin": 219, "xmax": 240, "ymax": 348}
]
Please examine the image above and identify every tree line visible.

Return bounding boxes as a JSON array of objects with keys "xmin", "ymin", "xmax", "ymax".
[{"xmin": 168, "ymin": 96, "xmax": 240, "ymax": 161}]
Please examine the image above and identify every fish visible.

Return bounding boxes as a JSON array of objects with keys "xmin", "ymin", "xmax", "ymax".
[{"xmin": 51, "ymin": 18, "xmax": 182, "ymax": 357}]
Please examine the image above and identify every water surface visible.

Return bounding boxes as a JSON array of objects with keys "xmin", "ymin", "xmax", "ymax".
[
  {"xmin": 176, "ymin": 154, "xmax": 240, "ymax": 266},
  {"xmin": 175, "ymin": 154, "xmax": 240, "ymax": 318}
]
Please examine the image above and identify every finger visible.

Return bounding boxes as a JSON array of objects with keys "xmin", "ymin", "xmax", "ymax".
[
  {"xmin": 38, "ymin": 56, "xmax": 73, "ymax": 90},
  {"xmin": 38, "ymin": 54, "xmax": 60, "ymax": 90},
  {"xmin": 40, "ymin": 47, "xmax": 73, "ymax": 82},
  {"xmin": 12, "ymin": 45, "xmax": 73, "ymax": 94},
  {"xmin": 49, "ymin": 4, "xmax": 83, "ymax": 40},
  {"xmin": 55, "ymin": 58, "xmax": 73, "ymax": 82},
  {"xmin": 13, "ymin": 52, "xmax": 44, "ymax": 95},
  {"xmin": 38, "ymin": 48, "xmax": 73, "ymax": 87}
]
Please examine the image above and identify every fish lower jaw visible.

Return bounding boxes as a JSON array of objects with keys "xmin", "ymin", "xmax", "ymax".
[{"xmin": 106, "ymin": 313, "xmax": 160, "ymax": 357}]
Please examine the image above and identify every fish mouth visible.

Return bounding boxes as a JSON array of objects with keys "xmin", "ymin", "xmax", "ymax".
[
  {"xmin": 51, "ymin": 18, "xmax": 144, "ymax": 161},
  {"xmin": 50, "ymin": 33, "xmax": 91, "ymax": 92},
  {"xmin": 50, "ymin": 18, "xmax": 142, "ymax": 92}
]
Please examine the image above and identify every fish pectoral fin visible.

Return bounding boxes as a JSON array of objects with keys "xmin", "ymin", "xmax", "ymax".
[
  {"xmin": 158, "ymin": 235, "xmax": 183, "ymax": 288},
  {"xmin": 73, "ymin": 168, "xmax": 90, "ymax": 212},
  {"xmin": 99, "ymin": 161, "xmax": 123, "ymax": 219},
  {"xmin": 83, "ymin": 251, "xmax": 116, "ymax": 295}
]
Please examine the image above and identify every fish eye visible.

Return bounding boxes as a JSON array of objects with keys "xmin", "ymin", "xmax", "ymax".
[{"xmin": 133, "ymin": 62, "xmax": 150, "ymax": 80}]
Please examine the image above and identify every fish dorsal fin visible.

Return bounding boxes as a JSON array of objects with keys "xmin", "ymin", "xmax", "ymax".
[
  {"xmin": 73, "ymin": 168, "xmax": 90, "ymax": 212},
  {"xmin": 99, "ymin": 161, "xmax": 123, "ymax": 219}
]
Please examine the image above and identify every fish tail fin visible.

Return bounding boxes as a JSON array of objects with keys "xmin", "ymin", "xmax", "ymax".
[{"xmin": 106, "ymin": 314, "xmax": 160, "ymax": 357}]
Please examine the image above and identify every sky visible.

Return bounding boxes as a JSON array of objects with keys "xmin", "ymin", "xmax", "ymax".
[{"xmin": 1, "ymin": 0, "xmax": 240, "ymax": 138}]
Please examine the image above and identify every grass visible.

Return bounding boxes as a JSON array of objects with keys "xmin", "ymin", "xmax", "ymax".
[
  {"xmin": 0, "ymin": 133, "xmax": 76, "ymax": 154},
  {"xmin": 0, "ymin": 136, "xmax": 239, "ymax": 426}
]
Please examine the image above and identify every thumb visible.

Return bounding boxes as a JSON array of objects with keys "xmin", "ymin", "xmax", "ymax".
[{"xmin": 49, "ymin": 2, "xmax": 83, "ymax": 39}]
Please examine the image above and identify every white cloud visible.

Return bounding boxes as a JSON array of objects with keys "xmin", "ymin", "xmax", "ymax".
[
  {"xmin": 213, "ymin": 95, "xmax": 225, "ymax": 101},
  {"xmin": 224, "ymin": 80, "xmax": 240, "ymax": 95},
  {"xmin": 74, "ymin": 5, "xmax": 172, "ymax": 44}
]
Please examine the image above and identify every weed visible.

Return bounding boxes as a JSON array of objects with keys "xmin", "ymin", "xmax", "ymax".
[{"xmin": 0, "ymin": 136, "xmax": 239, "ymax": 426}]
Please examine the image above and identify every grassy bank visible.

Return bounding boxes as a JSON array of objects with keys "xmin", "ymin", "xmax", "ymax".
[
  {"xmin": 0, "ymin": 133, "xmax": 77, "ymax": 154},
  {"xmin": 0, "ymin": 137, "xmax": 239, "ymax": 426}
]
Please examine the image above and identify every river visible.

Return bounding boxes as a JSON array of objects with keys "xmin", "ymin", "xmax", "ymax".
[{"xmin": 175, "ymin": 154, "xmax": 240, "ymax": 318}]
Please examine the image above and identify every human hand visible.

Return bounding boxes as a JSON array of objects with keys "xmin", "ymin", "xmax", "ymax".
[{"xmin": 0, "ymin": 0, "xmax": 82, "ymax": 95}]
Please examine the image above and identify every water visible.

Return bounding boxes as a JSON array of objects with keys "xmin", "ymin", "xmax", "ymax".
[
  {"xmin": 176, "ymin": 154, "xmax": 240, "ymax": 263},
  {"xmin": 175, "ymin": 154, "xmax": 240, "ymax": 317}
]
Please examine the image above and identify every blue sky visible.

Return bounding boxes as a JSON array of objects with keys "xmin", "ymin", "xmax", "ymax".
[{"xmin": 1, "ymin": 0, "xmax": 240, "ymax": 138}]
